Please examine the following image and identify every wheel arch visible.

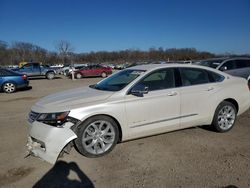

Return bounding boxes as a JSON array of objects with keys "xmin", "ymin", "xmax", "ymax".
[
  {"xmin": 77, "ymin": 114, "xmax": 123, "ymax": 142},
  {"xmin": 46, "ymin": 70, "xmax": 55, "ymax": 74},
  {"xmin": 76, "ymin": 72, "xmax": 83, "ymax": 76},
  {"xmin": 1, "ymin": 80, "xmax": 17, "ymax": 90},
  {"xmin": 223, "ymin": 98, "xmax": 239, "ymax": 113}
]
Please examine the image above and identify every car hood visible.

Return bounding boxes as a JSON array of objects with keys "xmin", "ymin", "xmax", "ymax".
[{"xmin": 32, "ymin": 86, "xmax": 114, "ymax": 113}]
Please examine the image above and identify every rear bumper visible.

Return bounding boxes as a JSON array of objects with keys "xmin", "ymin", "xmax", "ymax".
[
  {"xmin": 238, "ymin": 99, "xmax": 250, "ymax": 116},
  {"xmin": 17, "ymin": 81, "xmax": 29, "ymax": 89},
  {"xmin": 27, "ymin": 121, "xmax": 77, "ymax": 164}
]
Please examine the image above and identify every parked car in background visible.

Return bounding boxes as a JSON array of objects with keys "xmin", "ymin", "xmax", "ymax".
[
  {"xmin": 114, "ymin": 64, "xmax": 125, "ymax": 70},
  {"xmin": 0, "ymin": 68, "xmax": 29, "ymax": 93},
  {"xmin": 62, "ymin": 64, "xmax": 87, "ymax": 76},
  {"xmin": 70, "ymin": 64, "xmax": 112, "ymax": 79},
  {"xmin": 195, "ymin": 57, "xmax": 250, "ymax": 80},
  {"xmin": 27, "ymin": 64, "xmax": 250, "ymax": 164},
  {"xmin": 12, "ymin": 62, "xmax": 56, "ymax": 80}
]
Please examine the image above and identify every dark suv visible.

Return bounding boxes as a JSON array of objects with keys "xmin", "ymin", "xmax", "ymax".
[{"xmin": 196, "ymin": 57, "xmax": 250, "ymax": 80}]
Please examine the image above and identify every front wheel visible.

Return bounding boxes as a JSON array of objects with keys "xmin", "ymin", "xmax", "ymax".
[
  {"xmin": 101, "ymin": 72, "xmax": 107, "ymax": 78},
  {"xmin": 212, "ymin": 101, "xmax": 237, "ymax": 132},
  {"xmin": 76, "ymin": 73, "xmax": 82, "ymax": 79},
  {"xmin": 75, "ymin": 115, "xmax": 119, "ymax": 158},
  {"xmin": 3, "ymin": 82, "xmax": 16, "ymax": 93},
  {"xmin": 46, "ymin": 72, "xmax": 55, "ymax": 80}
]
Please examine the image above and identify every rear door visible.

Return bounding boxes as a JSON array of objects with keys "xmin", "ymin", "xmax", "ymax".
[
  {"xmin": 32, "ymin": 63, "xmax": 41, "ymax": 76},
  {"xmin": 179, "ymin": 67, "xmax": 222, "ymax": 128}
]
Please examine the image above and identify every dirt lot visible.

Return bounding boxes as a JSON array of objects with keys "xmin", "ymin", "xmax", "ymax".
[{"xmin": 0, "ymin": 76, "xmax": 249, "ymax": 188}]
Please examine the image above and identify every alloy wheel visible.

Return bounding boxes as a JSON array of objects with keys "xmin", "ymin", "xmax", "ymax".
[
  {"xmin": 82, "ymin": 120, "xmax": 115, "ymax": 155},
  {"xmin": 217, "ymin": 105, "xmax": 236, "ymax": 130}
]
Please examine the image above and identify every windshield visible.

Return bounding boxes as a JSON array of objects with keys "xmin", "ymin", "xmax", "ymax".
[
  {"xmin": 195, "ymin": 59, "xmax": 224, "ymax": 68},
  {"xmin": 90, "ymin": 69, "xmax": 145, "ymax": 91}
]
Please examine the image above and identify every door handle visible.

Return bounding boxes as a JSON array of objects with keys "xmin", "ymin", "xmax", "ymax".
[
  {"xmin": 167, "ymin": 91, "xmax": 178, "ymax": 96},
  {"xmin": 206, "ymin": 87, "xmax": 214, "ymax": 91}
]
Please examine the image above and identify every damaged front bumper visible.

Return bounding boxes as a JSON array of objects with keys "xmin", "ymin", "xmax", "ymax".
[{"xmin": 27, "ymin": 121, "xmax": 77, "ymax": 164}]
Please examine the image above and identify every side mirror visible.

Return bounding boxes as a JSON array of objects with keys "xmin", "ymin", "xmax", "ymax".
[
  {"xmin": 220, "ymin": 66, "xmax": 227, "ymax": 71},
  {"xmin": 130, "ymin": 84, "xmax": 149, "ymax": 97}
]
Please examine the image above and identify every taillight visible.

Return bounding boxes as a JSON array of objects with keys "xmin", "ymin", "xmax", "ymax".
[
  {"xmin": 22, "ymin": 75, "xmax": 27, "ymax": 80},
  {"xmin": 248, "ymin": 81, "xmax": 250, "ymax": 91}
]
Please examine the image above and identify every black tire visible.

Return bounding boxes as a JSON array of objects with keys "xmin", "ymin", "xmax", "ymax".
[
  {"xmin": 46, "ymin": 72, "xmax": 55, "ymax": 80},
  {"xmin": 75, "ymin": 115, "xmax": 119, "ymax": 158},
  {"xmin": 76, "ymin": 73, "xmax": 82, "ymax": 79},
  {"xmin": 212, "ymin": 101, "xmax": 237, "ymax": 133},
  {"xmin": 101, "ymin": 72, "xmax": 107, "ymax": 78},
  {"xmin": 2, "ymin": 82, "xmax": 16, "ymax": 93}
]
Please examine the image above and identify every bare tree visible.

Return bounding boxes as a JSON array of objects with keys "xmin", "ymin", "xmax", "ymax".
[
  {"xmin": 55, "ymin": 40, "xmax": 74, "ymax": 65},
  {"xmin": 10, "ymin": 41, "xmax": 48, "ymax": 65},
  {"xmin": 56, "ymin": 40, "xmax": 75, "ymax": 79}
]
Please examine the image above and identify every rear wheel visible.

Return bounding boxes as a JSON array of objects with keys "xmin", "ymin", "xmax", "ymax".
[
  {"xmin": 212, "ymin": 101, "xmax": 237, "ymax": 132},
  {"xmin": 75, "ymin": 115, "xmax": 119, "ymax": 157},
  {"xmin": 46, "ymin": 72, "xmax": 55, "ymax": 80},
  {"xmin": 3, "ymin": 82, "xmax": 16, "ymax": 93}
]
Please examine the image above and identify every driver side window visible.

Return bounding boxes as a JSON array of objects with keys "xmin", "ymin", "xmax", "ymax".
[
  {"xmin": 22, "ymin": 64, "xmax": 32, "ymax": 69},
  {"xmin": 137, "ymin": 68, "xmax": 175, "ymax": 91}
]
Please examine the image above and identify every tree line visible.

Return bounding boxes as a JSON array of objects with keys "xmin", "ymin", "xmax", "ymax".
[{"xmin": 0, "ymin": 40, "xmax": 238, "ymax": 66}]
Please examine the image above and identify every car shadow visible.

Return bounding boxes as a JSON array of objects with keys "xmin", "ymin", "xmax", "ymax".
[
  {"xmin": 33, "ymin": 161, "xmax": 94, "ymax": 188},
  {"xmin": 198, "ymin": 124, "xmax": 215, "ymax": 132},
  {"xmin": 18, "ymin": 86, "xmax": 33, "ymax": 92},
  {"xmin": 28, "ymin": 76, "xmax": 62, "ymax": 80}
]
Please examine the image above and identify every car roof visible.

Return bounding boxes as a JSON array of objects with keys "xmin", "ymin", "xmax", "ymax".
[
  {"xmin": 127, "ymin": 63, "xmax": 231, "ymax": 77},
  {"xmin": 128, "ymin": 63, "xmax": 212, "ymax": 71},
  {"xmin": 199, "ymin": 57, "xmax": 250, "ymax": 62}
]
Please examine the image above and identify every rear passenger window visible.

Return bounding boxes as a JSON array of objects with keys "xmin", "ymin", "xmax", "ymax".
[
  {"xmin": 180, "ymin": 68, "xmax": 210, "ymax": 86},
  {"xmin": 235, "ymin": 60, "xmax": 249, "ymax": 69},
  {"xmin": 0, "ymin": 69, "xmax": 16, "ymax": 76}
]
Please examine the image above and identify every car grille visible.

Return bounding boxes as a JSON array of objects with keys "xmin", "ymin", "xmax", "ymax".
[{"xmin": 28, "ymin": 111, "xmax": 39, "ymax": 123}]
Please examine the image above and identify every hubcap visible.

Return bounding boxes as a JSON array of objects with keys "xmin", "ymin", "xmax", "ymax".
[
  {"xmin": 4, "ymin": 83, "xmax": 15, "ymax": 93},
  {"xmin": 82, "ymin": 120, "xmax": 115, "ymax": 155},
  {"xmin": 47, "ymin": 73, "xmax": 54, "ymax": 79},
  {"xmin": 77, "ymin": 74, "xmax": 81, "ymax": 79},
  {"xmin": 102, "ymin": 73, "xmax": 106, "ymax": 77},
  {"xmin": 217, "ymin": 105, "xmax": 236, "ymax": 130}
]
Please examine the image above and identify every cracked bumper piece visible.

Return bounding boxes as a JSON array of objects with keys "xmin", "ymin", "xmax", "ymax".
[{"xmin": 27, "ymin": 121, "xmax": 77, "ymax": 164}]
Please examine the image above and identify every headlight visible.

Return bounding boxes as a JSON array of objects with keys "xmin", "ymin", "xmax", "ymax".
[{"xmin": 37, "ymin": 111, "xmax": 69, "ymax": 126}]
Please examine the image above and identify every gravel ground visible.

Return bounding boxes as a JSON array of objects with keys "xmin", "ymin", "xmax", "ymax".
[{"xmin": 0, "ymin": 76, "xmax": 249, "ymax": 188}]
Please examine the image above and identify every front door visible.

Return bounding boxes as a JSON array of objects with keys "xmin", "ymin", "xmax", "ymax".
[
  {"xmin": 125, "ymin": 68, "xmax": 180, "ymax": 139},
  {"xmin": 19, "ymin": 64, "xmax": 33, "ymax": 76}
]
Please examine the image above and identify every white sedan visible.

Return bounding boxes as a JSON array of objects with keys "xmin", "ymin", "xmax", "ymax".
[{"xmin": 27, "ymin": 64, "xmax": 250, "ymax": 164}]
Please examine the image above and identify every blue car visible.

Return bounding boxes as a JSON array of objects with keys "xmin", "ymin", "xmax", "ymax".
[{"xmin": 0, "ymin": 68, "xmax": 29, "ymax": 93}]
